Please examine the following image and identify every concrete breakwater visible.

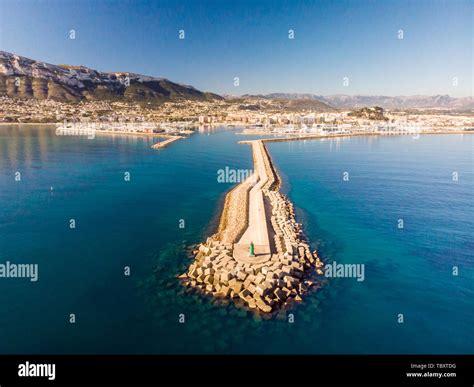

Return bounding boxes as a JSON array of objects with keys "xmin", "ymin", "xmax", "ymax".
[
  {"xmin": 180, "ymin": 139, "xmax": 324, "ymax": 315},
  {"xmin": 151, "ymin": 135, "xmax": 183, "ymax": 149}
]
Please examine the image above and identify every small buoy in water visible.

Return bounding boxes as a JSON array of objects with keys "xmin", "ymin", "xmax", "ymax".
[{"xmin": 50, "ymin": 186, "xmax": 54, "ymax": 191}]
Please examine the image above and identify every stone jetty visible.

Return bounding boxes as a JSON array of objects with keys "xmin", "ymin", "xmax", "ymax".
[
  {"xmin": 151, "ymin": 135, "xmax": 183, "ymax": 149},
  {"xmin": 180, "ymin": 139, "xmax": 324, "ymax": 314}
]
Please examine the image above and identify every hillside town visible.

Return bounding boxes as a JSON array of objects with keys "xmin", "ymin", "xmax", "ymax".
[{"xmin": 1, "ymin": 95, "xmax": 473, "ymax": 136}]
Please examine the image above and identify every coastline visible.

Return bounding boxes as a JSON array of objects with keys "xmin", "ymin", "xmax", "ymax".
[
  {"xmin": 3, "ymin": 123, "xmax": 471, "ymax": 137},
  {"xmin": 238, "ymin": 129, "xmax": 474, "ymax": 140},
  {"xmin": 0, "ymin": 123, "xmax": 187, "ymax": 149}
]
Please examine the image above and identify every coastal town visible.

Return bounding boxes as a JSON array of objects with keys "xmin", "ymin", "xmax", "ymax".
[
  {"xmin": 1, "ymin": 95, "xmax": 473, "ymax": 138},
  {"xmin": 1, "ymin": 0, "xmax": 472, "ymax": 371}
]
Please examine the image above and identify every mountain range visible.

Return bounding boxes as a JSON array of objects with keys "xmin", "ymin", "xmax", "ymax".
[
  {"xmin": 244, "ymin": 93, "xmax": 474, "ymax": 110},
  {"xmin": 1, "ymin": 51, "xmax": 472, "ymax": 110},
  {"xmin": 0, "ymin": 51, "xmax": 221, "ymax": 104}
]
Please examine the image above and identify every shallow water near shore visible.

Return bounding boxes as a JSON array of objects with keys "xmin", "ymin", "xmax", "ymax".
[{"xmin": 0, "ymin": 126, "xmax": 472, "ymax": 354}]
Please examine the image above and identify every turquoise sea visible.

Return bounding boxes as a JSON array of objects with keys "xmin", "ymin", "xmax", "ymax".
[{"xmin": 0, "ymin": 126, "xmax": 472, "ymax": 354}]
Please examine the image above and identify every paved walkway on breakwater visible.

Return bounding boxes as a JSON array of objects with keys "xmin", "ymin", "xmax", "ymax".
[{"xmin": 233, "ymin": 141, "xmax": 271, "ymax": 263}]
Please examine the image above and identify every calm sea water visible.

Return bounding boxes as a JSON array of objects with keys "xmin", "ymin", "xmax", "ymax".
[{"xmin": 0, "ymin": 126, "xmax": 472, "ymax": 354}]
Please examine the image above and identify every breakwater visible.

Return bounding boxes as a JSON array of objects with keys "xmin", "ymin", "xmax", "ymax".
[
  {"xmin": 151, "ymin": 135, "xmax": 183, "ymax": 149},
  {"xmin": 181, "ymin": 139, "xmax": 324, "ymax": 314}
]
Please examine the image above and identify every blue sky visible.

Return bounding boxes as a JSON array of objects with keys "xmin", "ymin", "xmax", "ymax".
[{"xmin": 0, "ymin": 0, "xmax": 472, "ymax": 96}]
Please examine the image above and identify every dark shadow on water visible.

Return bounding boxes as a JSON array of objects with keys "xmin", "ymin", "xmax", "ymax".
[{"xmin": 136, "ymin": 240, "xmax": 332, "ymax": 354}]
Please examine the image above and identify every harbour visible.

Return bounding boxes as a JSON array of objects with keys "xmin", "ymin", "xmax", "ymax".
[{"xmin": 0, "ymin": 127, "xmax": 472, "ymax": 353}]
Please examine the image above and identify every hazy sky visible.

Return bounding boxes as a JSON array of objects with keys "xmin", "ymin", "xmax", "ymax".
[{"xmin": 0, "ymin": 0, "xmax": 472, "ymax": 97}]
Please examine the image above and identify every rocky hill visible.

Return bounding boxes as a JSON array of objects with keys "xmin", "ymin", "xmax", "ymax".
[
  {"xmin": 0, "ymin": 51, "xmax": 222, "ymax": 104},
  {"xmin": 347, "ymin": 106, "xmax": 389, "ymax": 121}
]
